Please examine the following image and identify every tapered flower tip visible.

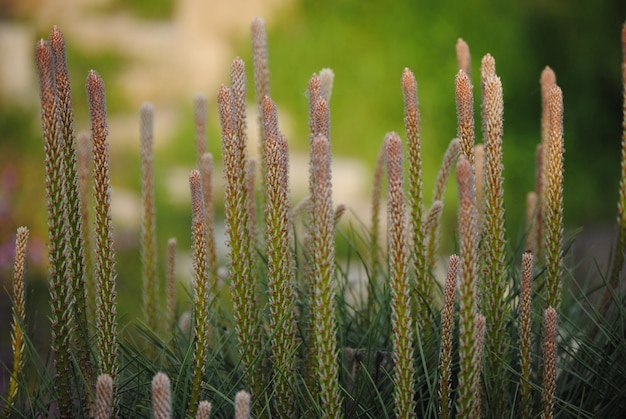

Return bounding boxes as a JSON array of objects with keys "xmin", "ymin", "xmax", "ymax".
[
  {"xmin": 231, "ymin": 56, "xmax": 246, "ymax": 77},
  {"xmin": 87, "ymin": 70, "xmax": 107, "ymax": 123},
  {"xmin": 193, "ymin": 93, "xmax": 207, "ymax": 121},
  {"xmin": 540, "ymin": 66, "xmax": 556, "ymax": 88},
  {"xmin": 140, "ymin": 101, "xmax": 154, "ymax": 116},
  {"xmin": 544, "ymin": 305, "xmax": 557, "ymax": 327},
  {"xmin": 401, "ymin": 68, "xmax": 418, "ymax": 109},
  {"xmin": 36, "ymin": 38, "xmax": 50, "ymax": 61},
  {"xmin": 251, "ymin": 16, "xmax": 266, "ymax": 31},
  {"xmin": 384, "ymin": 131, "xmax": 402, "ymax": 155},
  {"xmin": 49, "ymin": 25, "xmax": 65, "ymax": 52},
  {"xmin": 217, "ymin": 84, "xmax": 234, "ymax": 133},
  {"xmin": 456, "ymin": 38, "xmax": 471, "ymax": 75},
  {"xmin": 35, "ymin": 40, "xmax": 54, "ymax": 92},
  {"xmin": 195, "ymin": 400, "xmax": 212, "ymax": 419},
  {"xmin": 234, "ymin": 390, "xmax": 251, "ymax": 418},
  {"xmin": 456, "ymin": 154, "xmax": 474, "ymax": 202},
  {"xmin": 480, "ymin": 54, "xmax": 496, "ymax": 80},
  {"xmin": 307, "ymin": 73, "xmax": 321, "ymax": 99}
]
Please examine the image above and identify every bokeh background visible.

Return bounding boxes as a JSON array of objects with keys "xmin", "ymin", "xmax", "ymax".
[{"xmin": 0, "ymin": 0, "xmax": 625, "ymax": 380}]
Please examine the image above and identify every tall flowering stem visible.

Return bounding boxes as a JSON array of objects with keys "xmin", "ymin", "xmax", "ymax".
[
  {"xmin": 262, "ymin": 96, "xmax": 298, "ymax": 417},
  {"xmin": 187, "ymin": 170, "xmax": 211, "ymax": 417},
  {"xmin": 369, "ymin": 144, "xmax": 385, "ymax": 287},
  {"xmin": 402, "ymin": 68, "xmax": 427, "ymax": 332},
  {"xmin": 536, "ymin": 67, "xmax": 556, "ymax": 263},
  {"xmin": 217, "ymin": 82, "xmax": 259, "ymax": 399},
  {"xmin": 455, "ymin": 155, "xmax": 481, "ymax": 417},
  {"xmin": 543, "ymin": 86, "xmax": 564, "ymax": 310},
  {"xmin": 251, "ymin": 16, "xmax": 271, "ymax": 188},
  {"xmin": 385, "ymin": 132, "xmax": 416, "ymax": 418},
  {"xmin": 36, "ymin": 38, "xmax": 74, "ymax": 417},
  {"xmin": 7, "ymin": 227, "xmax": 29, "ymax": 411},
  {"xmin": 87, "ymin": 70, "xmax": 119, "ymax": 387},
  {"xmin": 520, "ymin": 251, "xmax": 534, "ymax": 419},
  {"xmin": 310, "ymin": 134, "xmax": 341, "ymax": 418},
  {"xmin": 51, "ymin": 28, "xmax": 93, "ymax": 391},
  {"xmin": 481, "ymin": 73, "xmax": 508, "ymax": 411},
  {"xmin": 439, "ymin": 254, "xmax": 459, "ymax": 419},
  {"xmin": 542, "ymin": 307, "xmax": 558, "ymax": 419},
  {"xmin": 194, "ymin": 93, "xmax": 208, "ymax": 160},
  {"xmin": 140, "ymin": 102, "xmax": 158, "ymax": 331}
]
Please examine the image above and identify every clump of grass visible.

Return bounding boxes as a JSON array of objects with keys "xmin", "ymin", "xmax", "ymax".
[{"xmin": 4, "ymin": 16, "xmax": 626, "ymax": 419}]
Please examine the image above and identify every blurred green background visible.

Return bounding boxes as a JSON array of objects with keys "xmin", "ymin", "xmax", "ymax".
[{"xmin": 0, "ymin": 0, "xmax": 625, "ymax": 373}]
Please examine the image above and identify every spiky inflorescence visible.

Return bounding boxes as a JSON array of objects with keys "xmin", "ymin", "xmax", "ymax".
[
  {"xmin": 94, "ymin": 374, "xmax": 113, "ymax": 419},
  {"xmin": 262, "ymin": 96, "xmax": 298, "ymax": 417},
  {"xmin": 50, "ymin": 28, "xmax": 93, "ymax": 392},
  {"xmin": 310, "ymin": 133, "xmax": 341, "ymax": 418},
  {"xmin": 195, "ymin": 401, "xmax": 212, "ymax": 419},
  {"xmin": 140, "ymin": 102, "xmax": 158, "ymax": 332},
  {"xmin": 481, "ymin": 74, "xmax": 508, "ymax": 411},
  {"xmin": 199, "ymin": 153, "xmax": 218, "ymax": 291},
  {"xmin": 370, "ymin": 144, "xmax": 385, "ymax": 283},
  {"xmin": 165, "ymin": 238, "xmax": 177, "ymax": 335},
  {"xmin": 7, "ymin": 227, "xmax": 29, "ymax": 411},
  {"xmin": 427, "ymin": 138, "xmax": 461, "ymax": 271},
  {"xmin": 188, "ymin": 170, "xmax": 211, "ymax": 417},
  {"xmin": 471, "ymin": 314, "xmax": 486, "ymax": 419},
  {"xmin": 543, "ymin": 85, "xmax": 564, "ymax": 311},
  {"xmin": 151, "ymin": 372, "xmax": 172, "ymax": 419},
  {"xmin": 307, "ymin": 74, "xmax": 322, "ymax": 138},
  {"xmin": 439, "ymin": 254, "xmax": 459, "ymax": 419},
  {"xmin": 536, "ymin": 67, "xmax": 556, "ymax": 262},
  {"xmin": 542, "ymin": 307, "xmax": 558, "ymax": 419},
  {"xmin": 454, "ymin": 154, "xmax": 481, "ymax": 418},
  {"xmin": 402, "ymin": 68, "xmax": 427, "ymax": 332},
  {"xmin": 77, "ymin": 131, "xmax": 96, "ymax": 329},
  {"xmin": 194, "ymin": 93, "xmax": 208, "ymax": 160},
  {"xmin": 456, "ymin": 38, "xmax": 471, "ymax": 77},
  {"xmin": 519, "ymin": 251, "xmax": 534, "ymax": 419},
  {"xmin": 251, "ymin": 16, "xmax": 271, "ymax": 181},
  {"xmin": 313, "ymin": 96, "xmax": 331, "ymax": 144},
  {"xmin": 385, "ymin": 132, "xmax": 416, "ymax": 419},
  {"xmin": 36, "ymin": 38, "xmax": 74, "ymax": 417},
  {"xmin": 612, "ymin": 22, "xmax": 626, "ymax": 285},
  {"xmin": 217, "ymin": 83, "xmax": 259, "ymax": 399},
  {"xmin": 234, "ymin": 390, "xmax": 251, "ymax": 419},
  {"xmin": 87, "ymin": 70, "xmax": 119, "ymax": 385},
  {"xmin": 455, "ymin": 70, "xmax": 475, "ymax": 165}
]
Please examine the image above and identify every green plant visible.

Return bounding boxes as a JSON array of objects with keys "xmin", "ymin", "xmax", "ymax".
[{"xmin": 4, "ymin": 17, "xmax": 626, "ymax": 419}]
